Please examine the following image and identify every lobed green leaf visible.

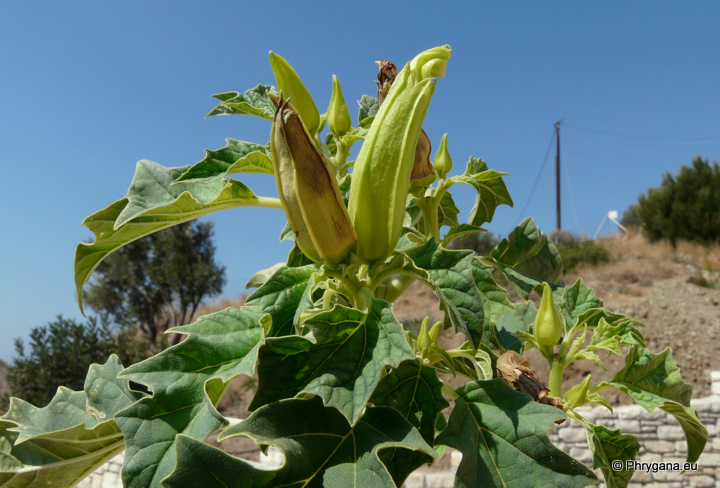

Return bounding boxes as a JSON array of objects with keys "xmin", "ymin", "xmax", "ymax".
[
  {"xmin": 594, "ymin": 346, "xmax": 708, "ymax": 463},
  {"xmin": 245, "ymin": 264, "xmax": 320, "ymax": 337},
  {"xmin": 436, "ymin": 379, "xmax": 597, "ymax": 488},
  {"xmin": 0, "ymin": 356, "xmax": 139, "ymax": 487},
  {"xmin": 175, "ymin": 139, "xmax": 273, "ymax": 183},
  {"xmin": 206, "ymin": 84, "xmax": 277, "ymax": 119},
  {"xmin": 573, "ymin": 416, "xmax": 640, "ymax": 488},
  {"xmin": 115, "ymin": 307, "xmax": 268, "ymax": 488},
  {"xmin": 249, "ymin": 300, "xmax": 414, "ymax": 425},
  {"xmin": 451, "ymin": 157, "xmax": 513, "ymax": 227},
  {"xmin": 220, "ymin": 397, "xmax": 437, "ymax": 488},
  {"xmin": 404, "ymin": 239, "xmax": 511, "ymax": 349},
  {"xmin": 489, "ymin": 218, "xmax": 563, "ymax": 298},
  {"xmin": 162, "ymin": 435, "xmax": 275, "ymax": 488},
  {"xmin": 357, "ymin": 94, "xmax": 378, "ymax": 124},
  {"xmin": 75, "ymin": 160, "xmax": 277, "ymax": 313},
  {"xmin": 369, "ymin": 360, "xmax": 449, "ymax": 485}
]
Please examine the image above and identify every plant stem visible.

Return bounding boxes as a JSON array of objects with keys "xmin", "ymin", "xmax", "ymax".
[
  {"xmin": 414, "ymin": 196, "xmax": 440, "ymax": 242},
  {"xmin": 548, "ymin": 356, "xmax": 565, "ymax": 398},
  {"xmin": 333, "ymin": 138, "xmax": 350, "ymax": 171},
  {"xmin": 254, "ymin": 197, "xmax": 285, "ymax": 210}
]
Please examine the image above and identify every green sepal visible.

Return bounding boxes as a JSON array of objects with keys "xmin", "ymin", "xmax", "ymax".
[{"xmin": 269, "ymin": 52, "xmax": 321, "ymax": 133}]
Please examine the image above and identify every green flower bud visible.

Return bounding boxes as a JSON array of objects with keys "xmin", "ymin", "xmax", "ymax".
[
  {"xmin": 327, "ymin": 75, "xmax": 352, "ymax": 136},
  {"xmin": 534, "ymin": 282, "xmax": 564, "ymax": 353},
  {"xmin": 269, "ymin": 52, "xmax": 321, "ymax": 134},
  {"xmin": 348, "ymin": 45, "xmax": 451, "ymax": 263},
  {"xmin": 433, "ymin": 133, "xmax": 453, "ymax": 179},
  {"xmin": 416, "ymin": 317, "xmax": 431, "ymax": 356}
]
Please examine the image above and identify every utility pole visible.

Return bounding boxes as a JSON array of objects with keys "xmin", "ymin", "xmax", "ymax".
[{"xmin": 555, "ymin": 121, "xmax": 561, "ymax": 233}]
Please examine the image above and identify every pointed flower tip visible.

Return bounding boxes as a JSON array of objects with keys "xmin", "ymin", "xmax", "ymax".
[
  {"xmin": 434, "ymin": 133, "xmax": 453, "ymax": 179},
  {"xmin": 410, "ymin": 45, "xmax": 452, "ymax": 80},
  {"xmin": 328, "ymin": 74, "xmax": 351, "ymax": 136},
  {"xmin": 535, "ymin": 282, "xmax": 564, "ymax": 352}
]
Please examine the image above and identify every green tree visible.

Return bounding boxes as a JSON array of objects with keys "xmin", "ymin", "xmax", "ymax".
[
  {"xmin": 83, "ymin": 221, "xmax": 226, "ymax": 344},
  {"xmin": 5, "ymin": 316, "xmax": 155, "ymax": 408},
  {"xmin": 626, "ymin": 156, "xmax": 720, "ymax": 244}
]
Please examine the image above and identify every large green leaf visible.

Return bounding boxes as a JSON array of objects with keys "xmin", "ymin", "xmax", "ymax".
[
  {"xmin": 206, "ymin": 84, "xmax": 277, "ymax": 119},
  {"xmin": 369, "ymin": 360, "xmax": 449, "ymax": 486},
  {"xmin": 573, "ymin": 415, "xmax": 640, "ymax": 488},
  {"xmin": 451, "ymin": 157, "xmax": 513, "ymax": 226},
  {"xmin": 220, "ymin": 397, "xmax": 437, "ymax": 488},
  {"xmin": 0, "ymin": 356, "xmax": 140, "ymax": 487},
  {"xmin": 436, "ymin": 379, "xmax": 597, "ymax": 488},
  {"xmin": 594, "ymin": 346, "xmax": 708, "ymax": 463},
  {"xmin": 245, "ymin": 264, "xmax": 320, "ymax": 337},
  {"xmin": 489, "ymin": 218, "xmax": 563, "ymax": 298},
  {"xmin": 175, "ymin": 139, "xmax": 273, "ymax": 182},
  {"xmin": 162, "ymin": 435, "xmax": 275, "ymax": 488},
  {"xmin": 75, "ymin": 160, "xmax": 280, "ymax": 312},
  {"xmin": 249, "ymin": 300, "xmax": 414, "ymax": 425},
  {"xmin": 404, "ymin": 239, "xmax": 505, "ymax": 348},
  {"xmin": 115, "ymin": 307, "xmax": 268, "ymax": 488}
]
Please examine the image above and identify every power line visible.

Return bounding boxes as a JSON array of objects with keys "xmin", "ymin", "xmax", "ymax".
[
  {"xmin": 563, "ymin": 123, "xmax": 720, "ymax": 142},
  {"xmin": 518, "ymin": 129, "xmax": 556, "ymax": 223}
]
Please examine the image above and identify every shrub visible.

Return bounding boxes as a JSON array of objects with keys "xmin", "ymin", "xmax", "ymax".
[
  {"xmin": 552, "ymin": 231, "xmax": 610, "ymax": 272},
  {"xmin": 624, "ymin": 156, "xmax": 720, "ymax": 245},
  {"xmin": 5, "ymin": 316, "xmax": 157, "ymax": 408}
]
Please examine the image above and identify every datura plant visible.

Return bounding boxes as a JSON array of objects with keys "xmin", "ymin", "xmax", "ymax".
[{"xmin": 0, "ymin": 46, "xmax": 709, "ymax": 488}]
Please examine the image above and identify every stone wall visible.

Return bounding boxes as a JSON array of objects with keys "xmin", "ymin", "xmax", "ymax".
[{"xmin": 78, "ymin": 372, "xmax": 720, "ymax": 488}]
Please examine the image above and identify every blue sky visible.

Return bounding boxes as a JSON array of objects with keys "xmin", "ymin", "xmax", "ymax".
[{"xmin": 2, "ymin": 2, "xmax": 719, "ymax": 361}]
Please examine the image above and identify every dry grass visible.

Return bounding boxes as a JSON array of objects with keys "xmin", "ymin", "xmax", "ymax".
[{"xmin": 561, "ymin": 229, "xmax": 719, "ymax": 308}]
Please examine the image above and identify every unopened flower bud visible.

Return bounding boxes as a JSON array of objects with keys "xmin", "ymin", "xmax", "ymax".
[
  {"xmin": 433, "ymin": 133, "xmax": 453, "ymax": 179},
  {"xmin": 349, "ymin": 45, "xmax": 451, "ymax": 263},
  {"xmin": 328, "ymin": 75, "xmax": 351, "ymax": 136},
  {"xmin": 534, "ymin": 282, "xmax": 564, "ymax": 354}
]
